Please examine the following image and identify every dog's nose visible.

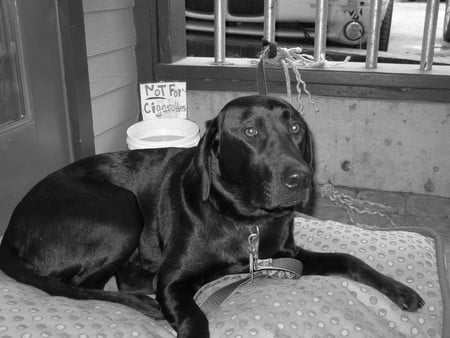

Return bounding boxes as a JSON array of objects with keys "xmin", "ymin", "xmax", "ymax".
[{"xmin": 283, "ymin": 169, "xmax": 310, "ymax": 189}]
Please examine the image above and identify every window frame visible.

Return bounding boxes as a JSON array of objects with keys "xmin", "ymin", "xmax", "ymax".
[
  {"xmin": 137, "ymin": 0, "xmax": 450, "ymax": 103},
  {"xmin": 0, "ymin": 0, "xmax": 29, "ymax": 130},
  {"xmin": 58, "ymin": 0, "xmax": 95, "ymax": 159}
]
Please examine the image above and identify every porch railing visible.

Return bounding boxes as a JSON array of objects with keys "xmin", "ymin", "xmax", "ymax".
[{"xmin": 213, "ymin": 0, "xmax": 442, "ymax": 71}]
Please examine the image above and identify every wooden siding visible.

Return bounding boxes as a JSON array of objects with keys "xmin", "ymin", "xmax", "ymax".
[{"xmin": 83, "ymin": 0, "xmax": 139, "ymax": 153}]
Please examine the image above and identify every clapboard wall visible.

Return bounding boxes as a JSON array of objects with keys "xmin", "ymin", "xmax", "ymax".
[{"xmin": 82, "ymin": 0, "xmax": 139, "ymax": 153}]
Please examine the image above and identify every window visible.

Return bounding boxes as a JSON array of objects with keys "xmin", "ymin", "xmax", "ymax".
[
  {"xmin": 135, "ymin": 0, "xmax": 450, "ymax": 103},
  {"xmin": 0, "ymin": 0, "xmax": 28, "ymax": 129}
]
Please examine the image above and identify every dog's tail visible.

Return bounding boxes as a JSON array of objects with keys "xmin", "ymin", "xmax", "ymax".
[{"xmin": 0, "ymin": 244, "xmax": 164, "ymax": 319}]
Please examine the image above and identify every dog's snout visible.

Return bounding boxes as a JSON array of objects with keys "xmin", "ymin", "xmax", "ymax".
[{"xmin": 283, "ymin": 168, "xmax": 310, "ymax": 189}]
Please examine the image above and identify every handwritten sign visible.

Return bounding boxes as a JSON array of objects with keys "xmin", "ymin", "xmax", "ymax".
[{"xmin": 139, "ymin": 82, "xmax": 187, "ymax": 119}]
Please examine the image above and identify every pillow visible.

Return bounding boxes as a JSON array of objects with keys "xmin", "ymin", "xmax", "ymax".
[
  {"xmin": 195, "ymin": 217, "xmax": 446, "ymax": 338},
  {"xmin": 0, "ymin": 216, "xmax": 447, "ymax": 337},
  {"xmin": 0, "ymin": 269, "xmax": 176, "ymax": 337}
]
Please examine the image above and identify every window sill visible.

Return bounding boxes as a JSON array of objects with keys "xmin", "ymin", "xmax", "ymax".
[{"xmin": 155, "ymin": 57, "xmax": 450, "ymax": 102}]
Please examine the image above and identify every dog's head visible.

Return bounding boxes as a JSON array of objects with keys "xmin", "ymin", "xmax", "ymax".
[{"xmin": 195, "ymin": 95, "xmax": 314, "ymax": 213}]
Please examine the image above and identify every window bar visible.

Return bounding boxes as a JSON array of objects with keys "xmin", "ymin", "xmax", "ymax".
[
  {"xmin": 365, "ymin": 0, "xmax": 383, "ymax": 69},
  {"xmin": 420, "ymin": 0, "xmax": 440, "ymax": 70},
  {"xmin": 214, "ymin": 0, "xmax": 226, "ymax": 64},
  {"xmin": 314, "ymin": 0, "xmax": 329, "ymax": 63},
  {"xmin": 264, "ymin": 0, "xmax": 277, "ymax": 43}
]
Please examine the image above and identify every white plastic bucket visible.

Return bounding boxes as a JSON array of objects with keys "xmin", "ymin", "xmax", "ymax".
[{"xmin": 126, "ymin": 118, "xmax": 200, "ymax": 149}]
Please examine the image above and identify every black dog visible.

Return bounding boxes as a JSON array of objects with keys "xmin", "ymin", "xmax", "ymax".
[{"xmin": 0, "ymin": 95, "xmax": 423, "ymax": 338}]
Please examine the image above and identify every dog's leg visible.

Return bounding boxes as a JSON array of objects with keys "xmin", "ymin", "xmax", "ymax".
[
  {"xmin": 115, "ymin": 258, "xmax": 156, "ymax": 294},
  {"xmin": 295, "ymin": 247, "xmax": 425, "ymax": 311},
  {"xmin": 156, "ymin": 267, "xmax": 209, "ymax": 338}
]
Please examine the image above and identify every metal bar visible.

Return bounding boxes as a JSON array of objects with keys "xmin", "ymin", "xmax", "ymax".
[
  {"xmin": 214, "ymin": 0, "xmax": 226, "ymax": 64},
  {"xmin": 365, "ymin": 0, "xmax": 383, "ymax": 69},
  {"xmin": 314, "ymin": 0, "xmax": 329, "ymax": 63},
  {"xmin": 263, "ymin": 0, "xmax": 277, "ymax": 43},
  {"xmin": 420, "ymin": 0, "xmax": 440, "ymax": 70}
]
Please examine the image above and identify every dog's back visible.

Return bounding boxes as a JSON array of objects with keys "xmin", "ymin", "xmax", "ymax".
[{"xmin": 0, "ymin": 147, "xmax": 196, "ymax": 319}]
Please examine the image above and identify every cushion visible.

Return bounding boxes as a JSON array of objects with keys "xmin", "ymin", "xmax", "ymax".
[
  {"xmin": 1, "ymin": 216, "xmax": 448, "ymax": 337},
  {"xmin": 194, "ymin": 217, "xmax": 449, "ymax": 338}
]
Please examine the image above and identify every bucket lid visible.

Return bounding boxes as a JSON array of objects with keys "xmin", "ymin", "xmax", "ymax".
[{"xmin": 126, "ymin": 118, "xmax": 200, "ymax": 148}]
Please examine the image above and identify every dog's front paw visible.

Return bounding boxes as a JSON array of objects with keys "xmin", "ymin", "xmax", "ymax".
[
  {"xmin": 177, "ymin": 316, "xmax": 209, "ymax": 338},
  {"xmin": 384, "ymin": 278, "xmax": 425, "ymax": 311}
]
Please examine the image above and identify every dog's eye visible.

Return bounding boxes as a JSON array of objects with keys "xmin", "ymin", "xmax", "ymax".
[
  {"xmin": 244, "ymin": 127, "xmax": 258, "ymax": 138},
  {"xmin": 291, "ymin": 123, "xmax": 301, "ymax": 134}
]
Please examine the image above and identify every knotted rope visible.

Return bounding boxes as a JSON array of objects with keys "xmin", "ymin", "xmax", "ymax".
[{"xmin": 258, "ymin": 45, "xmax": 351, "ymax": 115}]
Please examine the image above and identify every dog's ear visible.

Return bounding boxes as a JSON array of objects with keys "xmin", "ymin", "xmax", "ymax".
[
  {"xmin": 303, "ymin": 126, "xmax": 314, "ymax": 169},
  {"xmin": 195, "ymin": 117, "xmax": 220, "ymax": 201}
]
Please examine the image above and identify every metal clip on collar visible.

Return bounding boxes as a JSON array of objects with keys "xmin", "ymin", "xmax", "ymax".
[
  {"xmin": 247, "ymin": 225, "xmax": 260, "ymax": 282},
  {"xmin": 247, "ymin": 225, "xmax": 303, "ymax": 280}
]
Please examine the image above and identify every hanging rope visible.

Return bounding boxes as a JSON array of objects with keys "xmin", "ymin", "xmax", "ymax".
[{"xmin": 261, "ymin": 46, "xmax": 351, "ymax": 114}]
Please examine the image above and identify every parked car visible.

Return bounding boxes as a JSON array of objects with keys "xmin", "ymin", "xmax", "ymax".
[
  {"xmin": 444, "ymin": 0, "xmax": 450, "ymax": 41},
  {"xmin": 186, "ymin": 0, "xmax": 394, "ymax": 58}
]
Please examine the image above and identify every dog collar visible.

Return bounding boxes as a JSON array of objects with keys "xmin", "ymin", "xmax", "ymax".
[{"xmin": 199, "ymin": 225, "xmax": 303, "ymax": 313}]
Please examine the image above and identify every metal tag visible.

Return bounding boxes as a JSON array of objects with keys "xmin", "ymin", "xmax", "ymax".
[{"xmin": 247, "ymin": 225, "xmax": 259, "ymax": 282}]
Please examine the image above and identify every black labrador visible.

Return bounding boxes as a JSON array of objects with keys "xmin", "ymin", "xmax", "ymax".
[{"xmin": 0, "ymin": 95, "xmax": 424, "ymax": 338}]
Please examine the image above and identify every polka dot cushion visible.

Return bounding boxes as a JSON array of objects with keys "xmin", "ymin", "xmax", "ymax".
[
  {"xmin": 195, "ymin": 217, "xmax": 447, "ymax": 338},
  {"xmin": 0, "ymin": 271, "xmax": 176, "ymax": 337},
  {"xmin": 1, "ymin": 216, "xmax": 448, "ymax": 337}
]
